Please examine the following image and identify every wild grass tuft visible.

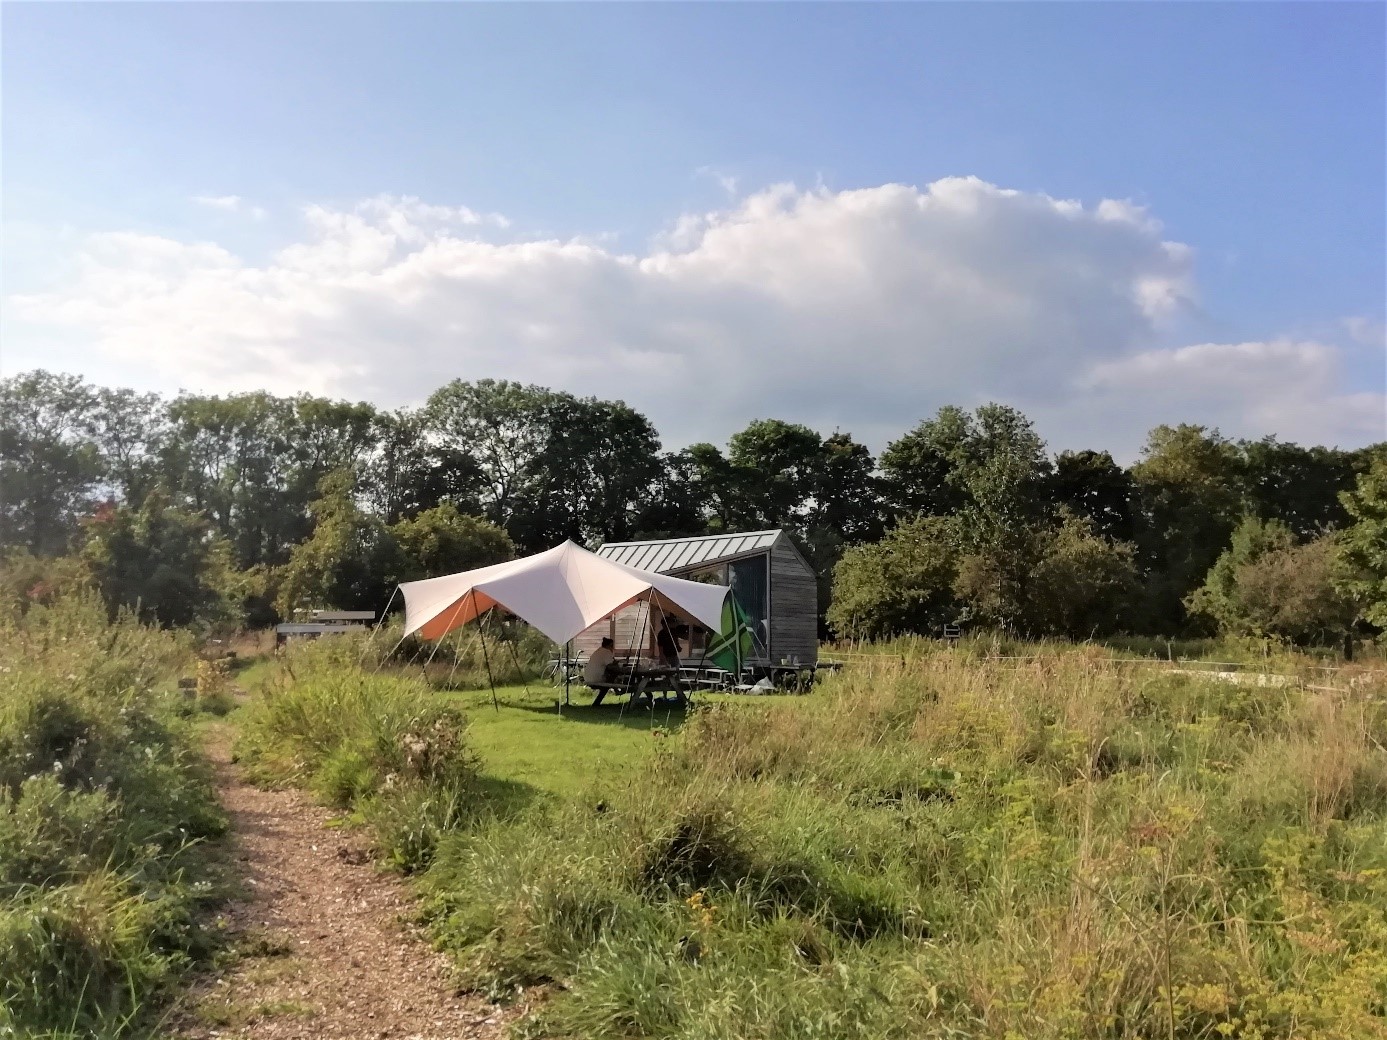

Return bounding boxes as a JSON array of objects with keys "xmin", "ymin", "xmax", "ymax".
[
  {"xmin": 0, "ymin": 592, "xmax": 225, "ymax": 1037},
  {"xmin": 235, "ymin": 635, "xmax": 483, "ymax": 872}
]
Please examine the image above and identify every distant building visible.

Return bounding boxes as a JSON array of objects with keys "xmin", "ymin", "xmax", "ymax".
[
  {"xmin": 573, "ymin": 529, "xmax": 817, "ymax": 666},
  {"xmin": 274, "ymin": 610, "xmax": 374, "ymax": 646}
]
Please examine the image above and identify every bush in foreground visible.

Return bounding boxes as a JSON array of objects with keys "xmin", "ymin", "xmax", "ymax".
[
  {"xmin": 235, "ymin": 635, "xmax": 482, "ymax": 872},
  {"xmin": 0, "ymin": 593, "xmax": 225, "ymax": 1038}
]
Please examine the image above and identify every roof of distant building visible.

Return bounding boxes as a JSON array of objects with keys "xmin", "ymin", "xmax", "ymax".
[{"xmin": 597, "ymin": 529, "xmax": 783, "ymax": 574}]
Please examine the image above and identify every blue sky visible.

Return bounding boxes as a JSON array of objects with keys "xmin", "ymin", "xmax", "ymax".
[{"xmin": 3, "ymin": 3, "xmax": 1384, "ymax": 455}]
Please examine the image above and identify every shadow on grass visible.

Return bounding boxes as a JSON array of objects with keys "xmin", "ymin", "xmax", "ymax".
[
  {"xmin": 471, "ymin": 774, "xmax": 546, "ymax": 820},
  {"xmin": 508, "ymin": 697, "xmax": 694, "ymax": 732}
]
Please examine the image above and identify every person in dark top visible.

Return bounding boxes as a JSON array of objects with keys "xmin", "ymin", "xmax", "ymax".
[{"xmin": 656, "ymin": 624, "xmax": 680, "ymax": 669}]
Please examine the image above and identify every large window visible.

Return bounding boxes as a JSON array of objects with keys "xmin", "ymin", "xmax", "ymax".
[{"xmin": 729, "ymin": 555, "xmax": 770, "ymax": 656}]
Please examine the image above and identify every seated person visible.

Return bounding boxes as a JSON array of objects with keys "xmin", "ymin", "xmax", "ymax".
[
  {"xmin": 656, "ymin": 626, "xmax": 681, "ymax": 669},
  {"xmin": 583, "ymin": 637, "xmax": 617, "ymax": 685}
]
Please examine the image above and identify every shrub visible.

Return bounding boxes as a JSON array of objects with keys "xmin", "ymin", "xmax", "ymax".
[
  {"xmin": 236, "ymin": 638, "xmax": 482, "ymax": 871},
  {"xmin": 0, "ymin": 592, "xmax": 224, "ymax": 1036}
]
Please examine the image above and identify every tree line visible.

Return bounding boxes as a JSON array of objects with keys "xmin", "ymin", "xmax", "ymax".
[{"xmin": 2, "ymin": 369, "xmax": 1384, "ymax": 644}]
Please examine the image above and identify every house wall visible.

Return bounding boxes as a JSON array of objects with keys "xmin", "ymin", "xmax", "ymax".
[
  {"xmin": 572, "ymin": 602, "xmax": 649, "ymax": 660},
  {"xmin": 768, "ymin": 539, "xmax": 819, "ymax": 665}
]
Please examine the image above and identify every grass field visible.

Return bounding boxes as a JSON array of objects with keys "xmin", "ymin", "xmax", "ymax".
[
  {"xmin": 442, "ymin": 685, "xmax": 768, "ymax": 799},
  {"xmin": 234, "ymin": 635, "xmax": 1387, "ymax": 1039}
]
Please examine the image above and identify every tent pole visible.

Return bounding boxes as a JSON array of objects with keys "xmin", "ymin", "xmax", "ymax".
[
  {"xmin": 618, "ymin": 590, "xmax": 652, "ymax": 723},
  {"xmin": 359, "ymin": 586, "xmax": 401, "ymax": 667},
  {"xmin": 421, "ymin": 593, "xmax": 471, "ymax": 679},
  {"xmin": 503, "ymin": 623, "xmax": 531, "ymax": 697},
  {"xmin": 563, "ymin": 640, "xmax": 571, "ymax": 709},
  {"xmin": 476, "ymin": 601, "xmax": 499, "ymax": 714},
  {"xmin": 655, "ymin": 599, "xmax": 686, "ymax": 706}
]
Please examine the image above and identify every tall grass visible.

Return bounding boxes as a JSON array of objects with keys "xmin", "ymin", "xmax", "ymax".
[
  {"xmin": 418, "ymin": 647, "xmax": 1387, "ymax": 1039},
  {"xmin": 0, "ymin": 593, "xmax": 225, "ymax": 1038},
  {"xmin": 235, "ymin": 635, "xmax": 484, "ymax": 871}
]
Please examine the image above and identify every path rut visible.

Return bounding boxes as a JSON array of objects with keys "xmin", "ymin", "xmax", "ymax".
[{"xmin": 174, "ymin": 728, "xmax": 516, "ymax": 1040}]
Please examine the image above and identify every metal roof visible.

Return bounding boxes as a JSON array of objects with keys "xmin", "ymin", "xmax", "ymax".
[{"xmin": 598, "ymin": 530, "xmax": 783, "ymax": 574}]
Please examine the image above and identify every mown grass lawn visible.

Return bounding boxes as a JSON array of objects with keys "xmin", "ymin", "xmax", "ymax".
[{"xmin": 442, "ymin": 685, "xmax": 780, "ymax": 799}]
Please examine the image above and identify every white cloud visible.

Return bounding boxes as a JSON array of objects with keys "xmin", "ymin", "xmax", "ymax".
[
  {"xmin": 1072, "ymin": 340, "xmax": 1385, "ymax": 452},
  {"xmin": 1343, "ymin": 315, "xmax": 1386, "ymax": 348},
  {"xmin": 192, "ymin": 194, "xmax": 267, "ymax": 221},
  {"xmin": 695, "ymin": 166, "xmax": 739, "ymax": 197},
  {"xmin": 8, "ymin": 178, "xmax": 1380, "ymax": 455}
]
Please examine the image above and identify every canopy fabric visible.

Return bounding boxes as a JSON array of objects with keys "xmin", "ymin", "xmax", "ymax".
[{"xmin": 397, "ymin": 540, "xmax": 730, "ymax": 645}]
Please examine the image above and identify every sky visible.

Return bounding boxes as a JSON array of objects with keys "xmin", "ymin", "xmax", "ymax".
[{"xmin": 2, "ymin": 2, "xmax": 1384, "ymax": 459}]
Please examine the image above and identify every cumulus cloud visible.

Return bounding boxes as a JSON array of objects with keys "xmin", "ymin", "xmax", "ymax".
[
  {"xmin": 1072, "ymin": 340, "xmax": 1385, "ymax": 450},
  {"xmin": 192, "ymin": 193, "xmax": 268, "ymax": 220},
  {"xmin": 8, "ymin": 178, "xmax": 1380, "ymax": 454}
]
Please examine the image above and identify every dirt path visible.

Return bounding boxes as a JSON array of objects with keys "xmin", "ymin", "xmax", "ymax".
[{"xmin": 174, "ymin": 727, "xmax": 518, "ymax": 1040}]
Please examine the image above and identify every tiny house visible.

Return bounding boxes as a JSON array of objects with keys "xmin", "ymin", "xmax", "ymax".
[{"xmin": 573, "ymin": 529, "xmax": 818, "ymax": 666}]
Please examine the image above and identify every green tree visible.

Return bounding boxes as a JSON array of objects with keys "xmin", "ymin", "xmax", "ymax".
[
  {"xmin": 1235, "ymin": 437, "xmax": 1364, "ymax": 538},
  {"xmin": 809, "ymin": 431, "xmax": 883, "ymax": 543},
  {"xmin": 159, "ymin": 391, "xmax": 301, "ymax": 568},
  {"xmin": 275, "ymin": 471, "xmax": 408, "ymax": 617},
  {"xmin": 1049, "ymin": 449, "xmax": 1135, "ymax": 543},
  {"xmin": 87, "ymin": 385, "xmax": 170, "ymax": 506},
  {"xmin": 1337, "ymin": 457, "xmax": 1387, "ymax": 628},
  {"xmin": 424, "ymin": 380, "xmax": 555, "ymax": 528},
  {"xmin": 1023, "ymin": 514, "xmax": 1140, "ymax": 638},
  {"xmin": 878, "ymin": 405, "xmax": 974, "ymax": 520},
  {"xmin": 826, "ymin": 517, "xmax": 961, "ymax": 639},
  {"xmin": 362, "ymin": 408, "xmax": 483, "ymax": 524},
  {"xmin": 1234, "ymin": 536, "xmax": 1357, "ymax": 644},
  {"xmin": 160, "ymin": 391, "xmax": 381, "ymax": 569},
  {"xmin": 0, "ymin": 371, "xmax": 103, "ymax": 555},
  {"xmin": 726, "ymin": 419, "xmax": 825, "ymax": 529},
  {"xmin": 1130, "ymin": 424, "xmax": 1243, "ymax": 631},
  {"xmin": 81, "ymin": 491, "xmax": 235, "ymax": 628},
  {"xmin": 631, "ymin": 450, "xmax": 709, "ymax": 539},
  {"xmin": 1185, "ymin": 516, "xmax": 1296, "ymax": 634},
  {"xmin": 1189, "ymin": 517, "xmax": 1357, "ymax": 644},
  {"xmin": 392, "ymin": 503, "xmax": 514, "ymax": 579},
  {"xmin": 512, "ymin": 395, "xmax": 664, "ymax": 548}
]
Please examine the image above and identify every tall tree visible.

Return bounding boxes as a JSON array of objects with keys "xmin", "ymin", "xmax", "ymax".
[
  {"xmin": 878, "ymin": 405, "xmax": 974, "ymax": 520},
  {"xmin": 631, "ymin": 450, "xmax": 709, "ymax": 539},
  {"xmin": 1337, "ymin": 456, "xmax": 1387, "ymax": 628},
  {"xmin": 424, "ymin": 380, "xmax": 555, "ymax": 528},
  {"xmin": 826, "ymin": 516, "xmax": 962, "ymax": 640},
  {"xmin": 275, "ymin": 470, "xmax": 408, "ymax": 617},
  {"xmin": 392, "ymin": 503, "xmax": 515, "ymax": 579},
  {"xmin": 1235, "ymin": 437, "xmax": 1362, "ymax": 538},
  {"xmin": 87, "ymin": 386, "xmax": 170, "ymax": 506},
  {"xmin": 726, "ymin": 419, "xmax": 825, "ymax": 529},
  {"xmin": 513, "ymin": 395, "xmax": 664, "ymax": 548},
  {"xmin": 159, "ymin": 392, "xmax": 301, "ymax": 567},
  {"xmin": 1050, "ymin": 449, "xmax": 1136, "ymax": 543},
  {"xmin": 361, "ymin": 409, "xmax": 483, "ymax": 524},
  {"xmin": 1129, "ymin": 424, "xmax": 1243, "ymax": 631},
  {"xmin": 0, "ymin": 371, "xmax": 103, "ymax": 555},
  {"xmin": 81, "ymin": 491, "xmax": 235, "ymax": 629}
]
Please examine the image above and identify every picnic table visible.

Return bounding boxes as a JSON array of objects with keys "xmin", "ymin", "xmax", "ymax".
[{"xmin": 587, "ymin": 663, "xmax": 687, "ymax": 707}]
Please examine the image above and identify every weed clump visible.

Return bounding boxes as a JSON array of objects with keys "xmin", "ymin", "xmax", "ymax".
[
  {"xmin": 0, "ymin": 593, "xmax": 224, "ymax": 1037},
  {"xmin": 235, "ymin": 637, "xmax": 482, "ymax": 872}
]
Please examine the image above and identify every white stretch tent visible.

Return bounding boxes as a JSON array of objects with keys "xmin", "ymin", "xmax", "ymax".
[{"xmin": 398, "ymin": 540, "xmax": 730, "ymax": 645}]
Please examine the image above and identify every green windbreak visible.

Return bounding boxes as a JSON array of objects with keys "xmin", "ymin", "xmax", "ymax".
[{"xmin": 706, "ymin": 595, "xmax": 755, "ymax": 673}]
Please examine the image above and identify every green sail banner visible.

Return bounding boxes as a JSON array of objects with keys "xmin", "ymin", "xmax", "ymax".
[{"xmin": 705, "ymin": 595, "xmax": 755, "ymax": 673}]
